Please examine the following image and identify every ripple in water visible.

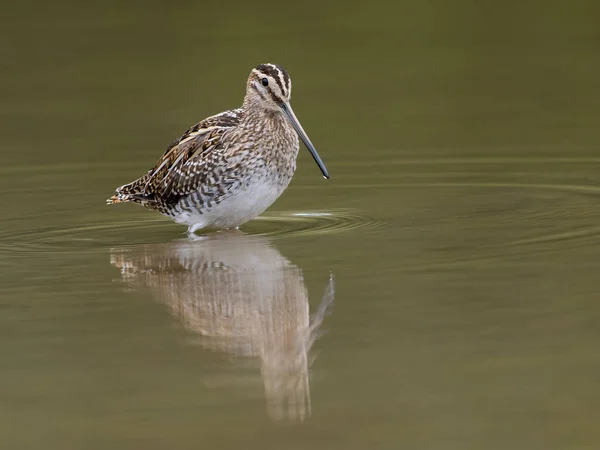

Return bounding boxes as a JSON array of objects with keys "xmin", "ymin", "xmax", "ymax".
[
  {"xmin": 3, "ymin": 152, "xmax": 600, "ymax": 256},
  {"xmin": 0, "ymin": 210, "xmax": 383, "ymax": 255},
  {"xmin": 250, "ymin": 210, "xmax": 383, "ymax": 237}
]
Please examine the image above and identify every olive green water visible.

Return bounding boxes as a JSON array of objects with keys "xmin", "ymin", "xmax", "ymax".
[{"xmin": 2, "ymin": 1, "xmax": 600, "ymax": 448}]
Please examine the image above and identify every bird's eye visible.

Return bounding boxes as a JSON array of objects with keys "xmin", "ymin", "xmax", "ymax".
[{"xmin": 261, "ymin": 78, "xmax": 269, "ymax": 86}]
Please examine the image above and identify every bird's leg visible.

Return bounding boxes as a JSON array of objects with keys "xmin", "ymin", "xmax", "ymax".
[{"xmin": 187, "ymin": 223, "xmax": 203, "ymax": 236}]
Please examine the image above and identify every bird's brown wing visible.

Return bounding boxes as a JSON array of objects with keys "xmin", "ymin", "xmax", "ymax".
[
  {"xmin": 160, "ymin": 109, "xmax": 241, "ymax": 157},
  {"xmin": 143, "ymin": 109, "xmax": 244, "ymax": 203}
]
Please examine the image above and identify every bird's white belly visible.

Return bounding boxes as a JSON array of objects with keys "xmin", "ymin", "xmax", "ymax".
[{"xmin": 173, "ymin": 178, "xmax": 287, "ymax": 231}]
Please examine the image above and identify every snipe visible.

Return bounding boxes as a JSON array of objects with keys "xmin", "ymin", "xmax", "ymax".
[{"xmin": 107, "ymin": 63, "xmax": 329, "ymax": 234}]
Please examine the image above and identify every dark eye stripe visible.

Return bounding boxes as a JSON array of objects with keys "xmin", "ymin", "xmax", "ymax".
[
  {"xmin": 267, "ymin": 88, "xmax": 281, "ymax": 104},
  {"xmin": 271, "ymin": 72, "xmax": 286, "ymax": 94},
  {"xmin": 256, "ymin": 64, "xmax": 287, "ymax": 95}
]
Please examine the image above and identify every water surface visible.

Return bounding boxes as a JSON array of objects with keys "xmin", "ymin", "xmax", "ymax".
[{"xmin": 2, "ymin": 1, "xmax": 600, "ymax": 449}]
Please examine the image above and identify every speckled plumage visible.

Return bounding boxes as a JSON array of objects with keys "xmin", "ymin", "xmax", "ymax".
[{"xmin": 107, "ymin": 63, "xmax": 329, "ymax": 233}]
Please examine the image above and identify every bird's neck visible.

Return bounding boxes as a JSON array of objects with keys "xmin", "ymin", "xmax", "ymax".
[
  {"xmin": 235, "ymin": 102, "xmax": 299, "ymax": 163},
  {"xmin": 240, "ymin": 102, "xmax": 287, "ymax": 130}
]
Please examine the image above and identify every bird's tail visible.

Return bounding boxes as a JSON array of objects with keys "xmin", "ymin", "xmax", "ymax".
[
  {"xmin": 106, "ymin": 192, "xmax": 134, "ymax": 205},
  {"xmin": 106, "ymin": 176, "xmax": 151, "ymax": 205}
]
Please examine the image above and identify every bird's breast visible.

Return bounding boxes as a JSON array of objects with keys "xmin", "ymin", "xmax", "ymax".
[{"xmin": 233, "ymin": 119, "xmax": 299, "ymax": 185}]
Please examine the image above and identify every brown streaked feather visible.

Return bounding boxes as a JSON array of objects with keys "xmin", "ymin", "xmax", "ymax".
[
  {"xmin": 146, "ymin": 127, "xmax": 221, "ymax": 191},
  {"xmin": 148, "ymin": 127, "xmax": 230, "ymax": 202},
  {"xmin": 109, "ymin": 109, "xmax": 243, "ymax": 208},
  {"xmin": 160, "ymin": 109, "xmax": 242, "ymax": 158}
]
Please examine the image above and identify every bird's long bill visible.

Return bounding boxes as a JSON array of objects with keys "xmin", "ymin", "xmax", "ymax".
[{"xmin": 281, "ymin": 102, "xmax": 329, "ymax": 179}]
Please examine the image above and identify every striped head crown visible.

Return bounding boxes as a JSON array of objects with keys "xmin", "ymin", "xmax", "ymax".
[{"xmin": 245, "ymin": 63, "xmax": 292, "ymax": 111}]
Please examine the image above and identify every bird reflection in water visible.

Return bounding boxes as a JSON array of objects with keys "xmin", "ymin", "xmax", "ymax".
[{"xmin": 110, "ymin": 232, "xmax": 334, "ymax": 420}]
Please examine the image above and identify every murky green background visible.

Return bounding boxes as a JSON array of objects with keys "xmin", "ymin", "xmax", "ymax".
[{"xmin": 2, "ymin": 1, "xmax": 600, "ymax": 448}]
